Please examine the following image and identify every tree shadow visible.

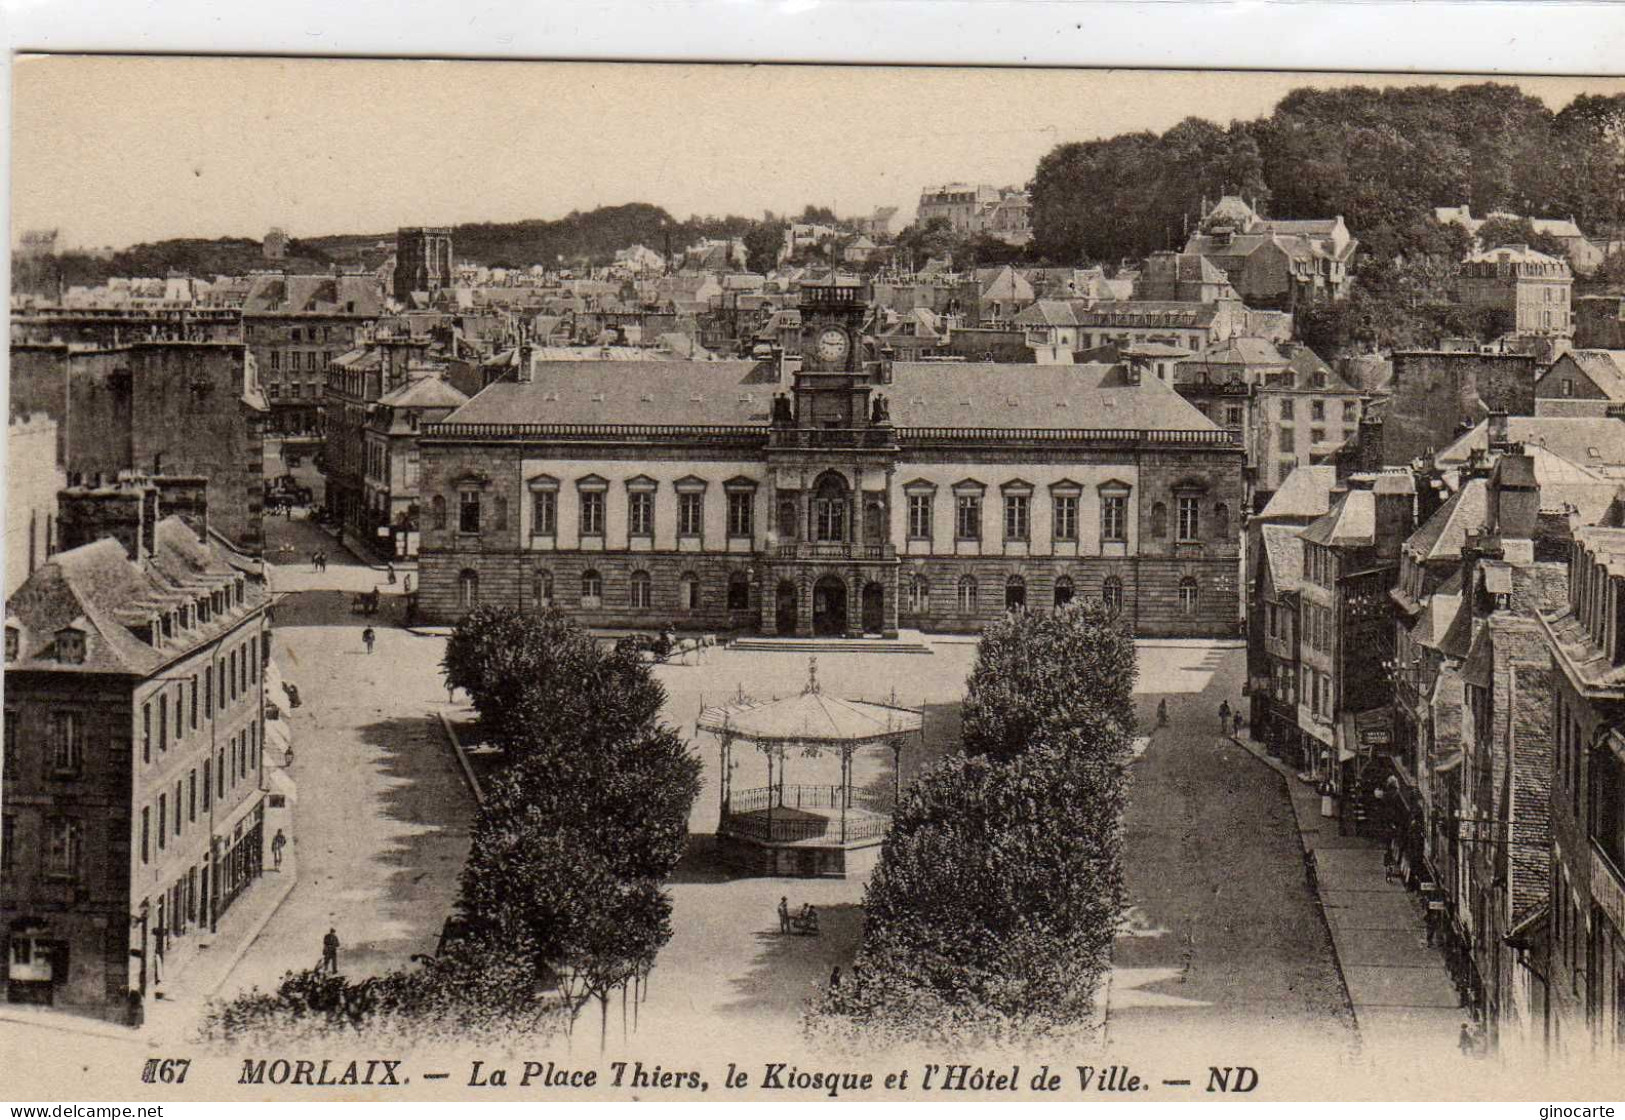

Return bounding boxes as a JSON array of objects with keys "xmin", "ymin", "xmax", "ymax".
[
  {"xmin": 858, "ymin": 699, "xmax": 962, "ymax": 813},
  {"xmin": 712, "ymin": 902, "xmax": 865, "ymax": 1022},
  {"xmin": 669, "ymin": 833, "xmax": 739, "ymax": 885}
]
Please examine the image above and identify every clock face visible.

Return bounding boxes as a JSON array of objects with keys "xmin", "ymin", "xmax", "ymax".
[{"xmin": 816, "ymin": 327, "xmax": 851, "ymax": 365}]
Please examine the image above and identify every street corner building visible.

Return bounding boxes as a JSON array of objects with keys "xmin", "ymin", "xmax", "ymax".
[
  {"xmin": 413, "ymin": 279, "xmax": 1246, "ymax": 639},
  {"xmin": 1, "ymin": 478, "xmax": 269, "ymax": 1023}
]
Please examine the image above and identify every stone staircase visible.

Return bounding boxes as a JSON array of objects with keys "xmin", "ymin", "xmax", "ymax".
[{"xmin": 728, "ymin": 631, "xmax": 934, "ymax": 655}]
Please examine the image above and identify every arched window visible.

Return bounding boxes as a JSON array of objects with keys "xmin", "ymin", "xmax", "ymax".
[
  {"xmin": 813, "ymin": 471, "xmax": 849, "ymax": 543},
  {"xmin": 1179, "ymin": 576, "xmax": 1199, "ymax": 615},
  {"xmin": 1212, "ymin": 502, "xmax": 1230, "ymax": 540},
  {"xmin": 1005, "ymin": 574, "xmax": 1026, "ymax": 611},
  {"xmin": 1102, "ymin": 575, "xmax": 1123, "ymax": 612},
  {"xmin": 908, "ymin": 575, "xmax": 930, "ymax": 614},
  {"xmin": 581, "ymin": 569, "xmax": 603, "ymax": 608},
  {"xmin": 958, "ymin": 575, "xmax": 978, "ymax": 613},
  {"xmin": 678, "ymin": 571, "xmax": 700, "ymax": 611},
  {"xmin": 458, "ymin": 569, "xmax": 479, "ymax": 609},
  {"xmin": 630, "ymin": 570, "xmax": 653, "ymax": 609},
  {"xmin": 431, "ymin": 495, "xmax": 446, "ymax": 530},
  {"xmin": 727, "ymin": 571, "xmax": 750, "ymax": 611},
  {"xmin": 533, "ymin": 569, "xmax": 553, "ymax": 608},
  {"xmin": 1150, "ymin": 501, "xmax": 1167, "ymax": 539},
  {"xmin": 1053, "ymin": 575, "xmax": 1074, "ymax": 608}
]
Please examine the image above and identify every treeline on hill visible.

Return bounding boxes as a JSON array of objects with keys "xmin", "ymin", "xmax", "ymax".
[
  {"xmin": 806, "ymin": 602, "xmax": 1135, "ymax": 1048},
  {"xmin": 198, "ymin": 609, "xmax": 701, "ymax": 1050},
  {"xmin": 1031, "ymin": 84, "xmax": 1625, "ymax": 266},
  {"xmin": 11, "ymin": 204, "xmax": 762, "ymax": 295}
]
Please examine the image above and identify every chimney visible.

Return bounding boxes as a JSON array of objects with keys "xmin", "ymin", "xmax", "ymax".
[
  {"xmin": 57, "ymin": 479, "xmax": 155, "ymax": 561},
  {"xmin": 151, "ymin": 475, "xmax": 210, "ymax": 543},
  {"xmin": 1489, "ymin": 450, "xmax": 1539, "ymax": 544},
  {"xmin": 1486, "ymin": 409, "xmax": 1510, "ymax": 449}
]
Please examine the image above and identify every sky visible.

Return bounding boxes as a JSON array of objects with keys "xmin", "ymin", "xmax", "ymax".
[{"xmin": 12, "ymin": 57, "xmax": 1625, "ymax": 250}]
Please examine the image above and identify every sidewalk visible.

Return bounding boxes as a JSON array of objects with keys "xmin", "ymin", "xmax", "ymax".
[
  {"xmin": 141, "ymin": 797, "xmax": 300, "ymax": 1042},
  {"xmin": 1232, "ymin": 733, "xmax": 1464, "ymax": 1055}
]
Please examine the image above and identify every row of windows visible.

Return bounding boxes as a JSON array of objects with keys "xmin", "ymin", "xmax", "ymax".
[
  {"xmin": 266, "ymin": 383, "xmax": 322, "ymax": 400},
  {"xmin": 141, "ymin": 635, "xmax": 259, "ymax": 766},
  {"xmin": 440, "ymin": 489, "xmax": 757, "ymax": 540},
  {"xmin": 460, "ymin": 568, "xmax": 1204, "ymax": 616},
  {"xmin": 1279, "ymin": 398, "xmax": 1358, "ymax": 422},
  {"xmin": 1304, "ymin": 666, "xmax": 1333, "ymax": 719},
  {"xmin": 1279, "ymin": 426, "xmax": 1344, "ymax": 455},
  {"xmin": 139, "ymin": 722, "xmax": 259, "ymax": 867},
  {"xmin": 266, "ymin": 350, "xmax": 333, "ymax": 373}
]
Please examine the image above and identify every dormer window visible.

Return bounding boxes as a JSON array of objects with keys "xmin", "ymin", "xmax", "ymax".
[
  {"xmin": 5, "ymin": 624, "xmax": 18, "ymax": 663},
  {"xmin": 55, "ymin": 625, "xmax": 86, "ymax": 665}
]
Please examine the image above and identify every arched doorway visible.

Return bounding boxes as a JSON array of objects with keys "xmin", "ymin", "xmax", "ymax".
[
  {"xmin": 862, "ymin": 582, "xmax": 885, "ymax": 634},
  {"xmin": 813, "ymin": 575, "xmax": 848, "ymax": 636},
  {"xmin": 775, "ymin": 580, "xmax": 799, "ymax": 635}
]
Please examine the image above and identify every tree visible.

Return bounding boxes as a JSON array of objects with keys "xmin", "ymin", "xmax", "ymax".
[
  {"xmin": 960, "ymin": 601, "xmax": 1137, "ymax": 765},
  {"xmin": 809, "ymin": 736, "xmax": 1127, "ymax": 1047},
  {"xmin": 442, "ymin": 606, "xmax": 665, "ymax": 758},
  {"xmin": 451, "ymin": 610, "xmax": 701, "ymax": 1047},
  {"xmin": 1473, "ymin": 215, "xmax": 1569, "ymax": 261},
  {"xmin": 894, "ymin": 216, "xmax": 963, "ymax": 270},
  {"xmin": 742, "ymin": 219, "xmax": 787, "ymax": 274}
]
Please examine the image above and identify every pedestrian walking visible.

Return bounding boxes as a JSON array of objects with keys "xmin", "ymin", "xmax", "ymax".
[
  {"xmin": 271, "ymin": 828, "xmax": 287, "ymax": 869},
  {"xmin": 1219, "ymin": 699, "xmax": 1232, "ymax": 728},
  {"xmin": 152, "ymin": 926, "xmax": 167, "ymax": 983},
  {"xmin": 310, "ymin": 550, "xmax": 319, "ymax": 572},
  {"xmin": 777, "ymin": 896, "xmax": 791, "ymax": 935},
  {"xmin": 362, "ymin": 627, "xmax": 376, "ymax": 655},
  {"xmin": 386, "ymin": 563, "xmax": 397, "ymax": 585},
  {"xmin": 1458, "ymin": 1022, "xmax": 1476, "ymax": 1058},
  {"xmin": 829, "ymin": 965, "xmax": 842, "ymax": 989},
  {"xmin": 403, "ymin": 573, "xmax": 413, "ymax": 596},
  {"xmin": 1157, "ymin": 698, "xmax": 1169, "ymax": 728},
  {"xmin": 1232, "ymin": 711, "xmax": 1244, "ymax": 737},
  {"xmin": 321, "ymin": 928, "xmax": 340, "ymax": 973}
]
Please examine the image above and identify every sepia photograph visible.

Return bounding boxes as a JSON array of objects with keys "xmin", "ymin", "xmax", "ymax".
[{"xmin": 4, "ymin": 49, "xmax": 1625, "ymax": 1102}]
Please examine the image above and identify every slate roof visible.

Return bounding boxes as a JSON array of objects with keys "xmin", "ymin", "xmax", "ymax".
[
  {"xmin": 886, "ymin": 362, "xmax": 1222, "ymax": 431},
  {"xmin": 1543, "ymin": 350, "xmax": 1625, "ymax": 402},
  {"xmin": 1259, "ymin": 465, "xmax": 1338, "ymax": 520},
  {"xmin": 1301, "ymin": 489, "xmax": 1377, "ymax": 547},
  {"xmin": 1013, "ymin": 299, "xmax": 1221, "ymax": 331},
  {"xmin": 242, "ymin": 273, "xmax": 383, "ymax": 316},
  {"xmin": 441, "ymin": 359, "xmax": 1223, "ymax": 434},
  {"xmin": 377, "ymin": 374, "xmax": 470, "ymax": 410},
  {"xmin": 1436, "ymin": 417, "xmax": 1625, "ymax": 470},
  {"xmin": 1404, "ymin": 479, "xmax": 1489, "ymax": 564},
  {"xmin": 6, "ymin": 519, "xmax": 261, "ymax": 676},
  {"xmin": 1261, "ymin": 524, "xmax": 1306, "ymax": 594}
]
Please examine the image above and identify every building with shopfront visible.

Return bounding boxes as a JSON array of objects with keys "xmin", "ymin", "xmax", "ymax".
[
  {"xmin": 416, "ymin": 279, "xmax": 1246, "ymax": 638},
  {"xmin": 2, "ymin": 480, "xmax": 268, "ymax": 1023}
]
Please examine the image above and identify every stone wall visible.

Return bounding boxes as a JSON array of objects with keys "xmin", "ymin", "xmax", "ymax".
[{"xmin": 1383, "ymin": 351, "xmax": 1538, "ymax": 466}]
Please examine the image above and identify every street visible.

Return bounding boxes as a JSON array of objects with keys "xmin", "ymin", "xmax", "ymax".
[
  {"xmin": 212, "ymin": 515, "xmax": 471, "ymax": 999},
  {"xmin": 1108, "ymin": 647, "xmax": 1357, "ymax": 1062}
]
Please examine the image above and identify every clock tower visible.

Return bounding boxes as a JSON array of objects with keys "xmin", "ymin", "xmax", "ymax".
[{"xmin": 798, "ymin": 275, "xmax": 868, "ymax": 373}]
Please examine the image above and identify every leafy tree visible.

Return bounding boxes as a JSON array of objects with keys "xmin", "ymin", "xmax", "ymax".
[
  {"xmin": 960, "ymin": 601, "xmax": 1137, "ymax": 764},
  {"xmin": 1473, "ymin": 215, "xmax": 1569, "ymax": 261},
  {"xmin": 451, "ymin": 609, "xmax": 701, "ymax": 1047},
  {"xmin": 809, "ymin": 736, "xmax": 1127, "ymax": 1047},
  {"xmin": 442, "ymin": 606, "xmax": 665, "ymax": 758},
  {"xmin": 742, "ymin": 219, "xmax": 787, "ymax": 274},
  {"xmin": 894, "ymin": 216, "xmax": 964, "ymax": 270}
]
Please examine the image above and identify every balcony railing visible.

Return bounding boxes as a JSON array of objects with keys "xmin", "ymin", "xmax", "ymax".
[
  {"xmin": 424, "ymin": 422, "xmax": 768, "ymax": 443},
  {"xmin": 769, "ymin": 427, "xmax": 896, "ymax": 450},
  {"xmin": 774, "ymin": 542, "xmax": 894, "ymax": 561}
]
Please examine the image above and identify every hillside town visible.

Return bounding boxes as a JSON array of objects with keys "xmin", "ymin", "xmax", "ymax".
[{"xmin": 7, "ymin": 72, "xmax": 1625, "ymax": 1078}]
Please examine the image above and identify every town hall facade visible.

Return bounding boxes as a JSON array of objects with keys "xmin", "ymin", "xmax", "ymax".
[{"xmin": 417, "ymin": 280, "xmax": 1246, "ymax": 638}]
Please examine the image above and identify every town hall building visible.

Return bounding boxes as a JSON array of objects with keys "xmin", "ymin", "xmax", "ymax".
[{"xmin": 416, "ymin": 279, "xmax": 1246, "ymax": 638}]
